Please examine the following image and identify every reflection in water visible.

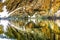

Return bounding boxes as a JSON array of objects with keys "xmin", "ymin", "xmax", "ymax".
[
  {"xmin": 0, "ymin": 10, "xmax": 60, "ymax": 40},
  {"xmin": 0, "ymin": 20, "xmax": 9, "ymax": 32},
  {"xmin": 55, "ymin": 20, "xmax": 60, "ymax": 27},
  {"xmin": 0, "ymin": 16, "xmax": 60, "ymax": 40}
]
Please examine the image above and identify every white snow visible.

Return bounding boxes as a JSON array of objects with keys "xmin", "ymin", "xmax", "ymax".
[
  {"xmin": 55, "ymin": 10, "xmax": 60, "ymax": 27},
  {"xmin": 0, "ymin": 6, "xmax": 9, "ymax": 18}
]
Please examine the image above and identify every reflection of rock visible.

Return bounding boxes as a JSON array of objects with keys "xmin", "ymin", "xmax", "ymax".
[
  {"xmin": 55, "ymin": 20, "xmax": 60, "ymax": 27},
  {"xmin": 0, "ymin": 25, "xmax": 4, "ymax": 34},
  {"xmin": 49, "ymin": 21, "xmax": 60, "ymax": 34},
  {"xmin": 38, "ymin": 21, "xmax": 48, "ymax": 28},
  {"xmin": 38, "ymin": 21, "xmax": 51, "ymax": 39},
  {"xmin": 6, "ymin": 24, "xmax": 46, "ymax": 40},
  {"xmin": 0, "ymin": 18, "xmax": 58, "ymax": 40},
  {"xmin": 9, "ymin": 18, "xmax": 28, "ymax": 28},
  {"xmin": 25, "ymin": 21, "xmax": 36, "ymax": 29}
]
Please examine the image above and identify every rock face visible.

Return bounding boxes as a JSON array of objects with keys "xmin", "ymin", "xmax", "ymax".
[
  {"xmin": 5, "ymin": 0, "xmax": 50, "ymax": 11},
  {"xmin": 0, "ymin": 2, "xmax": 3, "ymax": 12},
  {"xmin": 4, "ymin": 0, "xmax": 60, "ymax": 16}
]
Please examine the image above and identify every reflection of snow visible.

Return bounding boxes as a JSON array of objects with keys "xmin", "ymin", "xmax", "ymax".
[
  {"xmin": 0, "ymin": 38, "xmax": 16, "ymax": 40},
  {"xmin": 55, "ymin": 20, "xmax": 60, "ymax": 27},
  {"xmin": 0, "ymin": 20, "xmax": 9, "ymax": 32}
]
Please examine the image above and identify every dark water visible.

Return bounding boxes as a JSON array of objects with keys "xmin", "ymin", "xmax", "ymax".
[{"xmin": 0, "ymin": 15, "xmax": 60, "ymax": 40}]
